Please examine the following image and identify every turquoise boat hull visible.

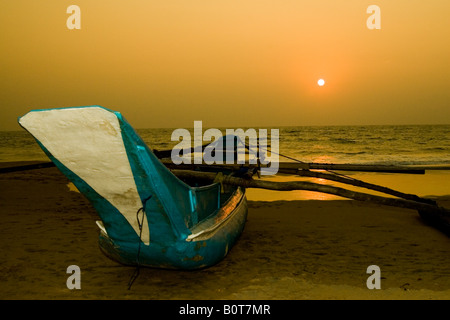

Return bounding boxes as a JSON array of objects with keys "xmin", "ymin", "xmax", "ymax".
[
  {"xmin": 98, "ymin": 187, "xmax": 247, "ymax": 269},
  {"xmin": 18, "ymin": 106, "xmax": 248, "ymax": 269}
]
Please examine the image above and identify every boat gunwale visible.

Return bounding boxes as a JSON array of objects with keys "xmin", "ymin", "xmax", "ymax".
[{"xmin": 186, "ymin": 187, "xmax": 246, "ymax": 241}]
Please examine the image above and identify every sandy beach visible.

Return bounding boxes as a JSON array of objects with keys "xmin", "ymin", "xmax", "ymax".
[{"xmin": 1, "ymin": 163, "xmax": 450, "ymax": 300}]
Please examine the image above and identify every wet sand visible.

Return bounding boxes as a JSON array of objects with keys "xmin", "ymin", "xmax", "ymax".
[{"xmin": 1, "ymin": 163, "xmax": 450, "ymax": 300}]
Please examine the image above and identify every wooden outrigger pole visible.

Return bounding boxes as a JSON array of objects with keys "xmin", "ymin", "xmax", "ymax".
[
  {"xmin": 158, "ymin": 138, "xmax": 450, "ymax": 235},
  {"xmin": 3, "ymin": 157, "xmax": 450, "ymax": 236},
  {"xmin": 171, "ymin": 168, "xmax": 450, "ymax": 236},
  {"xmin": 154, "ymin": 144, "xmax": 450, "ymax": 234}
]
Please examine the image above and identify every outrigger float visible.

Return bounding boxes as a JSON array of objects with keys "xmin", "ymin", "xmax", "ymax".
[{"xmin": 15, "ymin": 106, "xmax": 450, "ymax": 270}]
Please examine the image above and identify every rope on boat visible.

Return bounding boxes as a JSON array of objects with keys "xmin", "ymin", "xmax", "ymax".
[
  {"xmin": 255, "ymin": 142, "xmax": 361, "ymax": 184},
  {"xmin": 127, "ymin": 194, "xmax": 152, "ymax": 290}
]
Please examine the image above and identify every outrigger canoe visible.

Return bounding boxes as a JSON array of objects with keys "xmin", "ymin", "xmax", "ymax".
[
  {"xmin": 17, "ymin": 106, "xmax": 450, "ymax": 271},
  {"xmin": 19, "ymin": 106, "xmax": 247, "ymax": 269}
]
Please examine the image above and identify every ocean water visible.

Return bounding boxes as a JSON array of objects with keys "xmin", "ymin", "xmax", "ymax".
[
  {"xmin": 2, "ymin": 125, "xmax": 449, "ymax": 166},
  {"xmin": 2, "ymin": 125, "xmax": 450, "ymax": 199}
]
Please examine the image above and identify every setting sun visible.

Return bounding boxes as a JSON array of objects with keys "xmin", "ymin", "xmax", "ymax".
[{"xmin": 318, "ymin": 79, "xmax": 325, "ymax": 86}]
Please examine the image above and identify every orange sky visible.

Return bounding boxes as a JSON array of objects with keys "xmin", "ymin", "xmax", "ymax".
[{"xmin": 1, "ymin": 1, "xmax": 449, "ymax": 130}]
